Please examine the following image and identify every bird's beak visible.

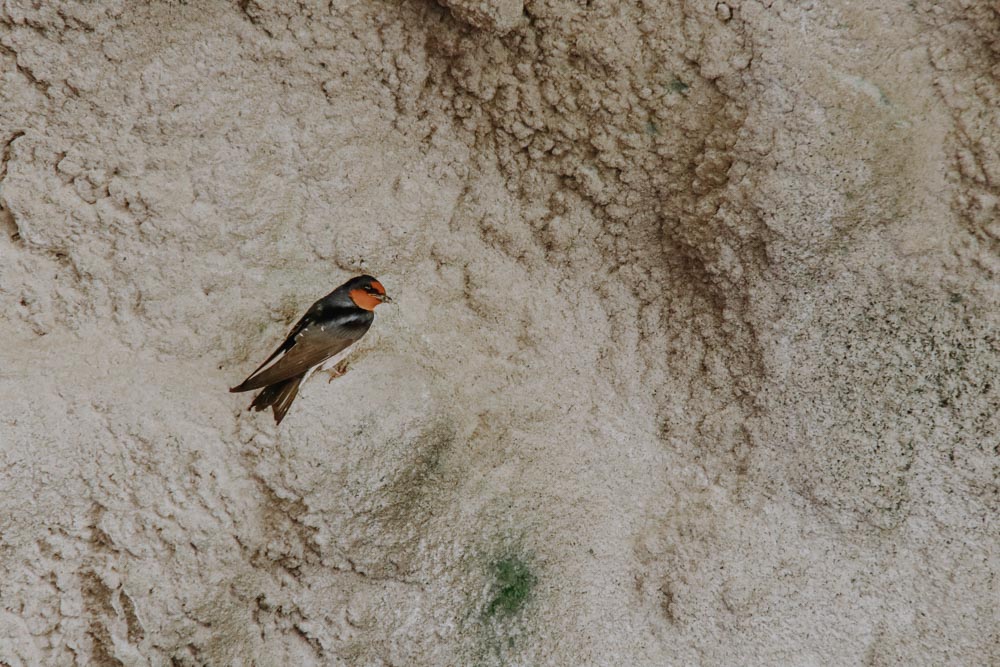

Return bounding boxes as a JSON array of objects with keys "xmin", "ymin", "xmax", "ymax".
[{"xmin": 379, "ymin": 294, "xmax": 393, "ymax": 304}]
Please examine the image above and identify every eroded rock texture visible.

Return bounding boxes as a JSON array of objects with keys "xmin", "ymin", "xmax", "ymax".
[{"xmin": 0, "ymin": 1, "xmax": 996, "ymax": 664}]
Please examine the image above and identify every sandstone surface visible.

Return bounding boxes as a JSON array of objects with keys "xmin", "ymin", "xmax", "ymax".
[{"xmin": 0, "ymin": 1, "xmax": 996, "ymax": 665}]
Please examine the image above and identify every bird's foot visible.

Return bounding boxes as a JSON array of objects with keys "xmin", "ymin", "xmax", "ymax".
[{"xmin": 327, "ymin": 360, "xmax": 350, "ymax": 383}]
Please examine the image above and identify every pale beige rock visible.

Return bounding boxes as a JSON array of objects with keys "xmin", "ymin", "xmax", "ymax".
[
  {"xmin": 439, "ymin": 0, "xmax": 524, "ymax": 34},
  {"xmin": 0, "ymin": 1, "xmax": 997, "ymax": 665}
]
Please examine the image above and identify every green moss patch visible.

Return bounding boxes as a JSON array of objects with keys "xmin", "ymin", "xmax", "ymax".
[
  {"xmin": 668, "ymin": 77, "xmax": 690, "ymax": 93},
  {"xmin": 485, "ymin": 557, "xmax": 536, "ymax": 618}
]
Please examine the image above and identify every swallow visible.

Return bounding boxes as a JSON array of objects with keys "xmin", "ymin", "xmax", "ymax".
[{"xmin": 230, "ymin": 274, "xmax": 391, "ymax": 424}]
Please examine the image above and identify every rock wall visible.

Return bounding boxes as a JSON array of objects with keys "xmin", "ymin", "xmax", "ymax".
[{"xmin": 0, "ymin": 1, "xmax": 996, "ymax": 664}]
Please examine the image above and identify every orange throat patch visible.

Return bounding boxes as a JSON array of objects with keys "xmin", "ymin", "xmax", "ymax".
[{"xmin": 350, "ymin": 288, "xmax": 382, "ymax": 311}]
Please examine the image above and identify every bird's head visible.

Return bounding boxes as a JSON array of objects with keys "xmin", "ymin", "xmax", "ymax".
[{"xmin": 345, "ymin": 275, "xmax": 392, "ymax": 311}]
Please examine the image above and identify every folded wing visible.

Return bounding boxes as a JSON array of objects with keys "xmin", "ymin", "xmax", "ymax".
[{"xmin": 230, "ymin": 314, "xmax": 369, "ymax": 392}]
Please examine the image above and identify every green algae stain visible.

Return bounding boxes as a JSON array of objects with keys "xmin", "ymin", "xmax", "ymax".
[
  {"xmin": 668, "ymin": 77, "xmax": 690, "ymax": 93},
  {"xmin": 460, "ymin": 546, "xmax": 540, "ymax": 666},
  {"xmin": 485, "ymin": 557, "xmax": 536, "ymax": 618}
]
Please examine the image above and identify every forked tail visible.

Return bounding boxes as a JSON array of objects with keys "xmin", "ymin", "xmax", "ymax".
[{"xmin": 248, "ymin": 373, "xmax": 305, "ymax": 424}]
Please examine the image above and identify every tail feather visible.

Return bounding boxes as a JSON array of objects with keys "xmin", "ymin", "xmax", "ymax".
[{"xmin": 248, "ymin": 374, "xmax": 304, "ymax": 424}]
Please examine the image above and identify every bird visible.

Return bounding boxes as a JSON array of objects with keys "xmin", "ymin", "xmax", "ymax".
[{"xmin": 230, "ymin": 274, "xmax": 391, "ymax": 424}]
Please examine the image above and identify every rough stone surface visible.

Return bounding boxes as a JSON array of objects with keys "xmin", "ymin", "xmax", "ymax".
[
  {"xmin": 439, "ymin": 0, "xmax": 524, "ymax": 34},
  {"xmin": 0, "ymin": 1, "xmax": 997, "ymax": 665}
]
